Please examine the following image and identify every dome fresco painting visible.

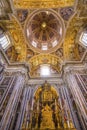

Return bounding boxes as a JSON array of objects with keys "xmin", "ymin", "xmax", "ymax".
[{"xmin": 25, "ymin": 9, "xmax": 65, "ymax": 53}]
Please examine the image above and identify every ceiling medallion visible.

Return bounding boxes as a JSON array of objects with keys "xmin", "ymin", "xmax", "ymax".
[{"xmin": 25, "ymin": 9, "xmax": 65, "ymax": 53}]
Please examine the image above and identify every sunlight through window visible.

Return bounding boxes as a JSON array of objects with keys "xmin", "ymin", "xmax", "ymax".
[
  {"xmin": 40, "ymin": 64, "xmax": 50, "ymax": 76},
  {"xmin": 0, "ymin": 27, "xmax": 11, "ymax": 50},
  {"xmin": 80, "ymin": 32, "xmax": 87, "ymax": 47}
]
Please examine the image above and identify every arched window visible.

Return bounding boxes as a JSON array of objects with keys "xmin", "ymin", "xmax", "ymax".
[
  {"xmin": 0, "ymin": 27, "xmax": 11, "ymax": 50},
  {"xmin": 80, "ymin": 29, "xmax": 87, "ymax": 47}
]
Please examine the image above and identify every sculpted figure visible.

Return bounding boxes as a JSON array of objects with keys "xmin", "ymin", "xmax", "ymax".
[{"xmin": 40, "ymin": 104, "xmax": 55, "ymax": 129}]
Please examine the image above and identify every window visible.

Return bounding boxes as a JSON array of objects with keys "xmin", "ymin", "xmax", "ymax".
[
  {"xmin": 42, "ymin": 45, "xmax": 47, "ymax": 50},
  {"xmin": 40, "ymin": 64, "xmax": 50, "ymax": 76},
  {"xmin": 80, "ymin": 32, "xmax": 87, "ymax": 47},
  {"xmin": 0, "ymin": 27, "xmax": 11, "ymax": 50},
  {"xmin": 52, "ymin": 40, "xmax": 57, "ymax": 47},
  {"xmin": 32, "ymin": 41, "xmax": 37, "ymax": 47}
]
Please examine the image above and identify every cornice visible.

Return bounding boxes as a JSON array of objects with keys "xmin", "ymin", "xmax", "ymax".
[
  {"xmin": 27, "ymin": 78, "xmax": 64, "ymax": 86},
  {"xmin": 0, "ymin": 47, "xmax": 29, "ymax": 78}
]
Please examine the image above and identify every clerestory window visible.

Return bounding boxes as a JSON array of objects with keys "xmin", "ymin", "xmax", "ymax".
[
  {"xmin": 80, "ymin": 31, "xmax": 87, "ymax": 47},
  {"xmin": 0, "ymin": 27, "xmax": 11, "ymax": 50}
]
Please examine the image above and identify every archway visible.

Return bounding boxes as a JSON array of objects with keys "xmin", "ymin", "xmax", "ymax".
[{"xmin": 31, "ymin": 81, "xmax": 62, "ymax": 129}]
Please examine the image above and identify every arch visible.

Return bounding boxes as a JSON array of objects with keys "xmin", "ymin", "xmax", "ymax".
[
  {"xmin": 31, "ymin": 81, "xmax": 62, "ymax": 129},
  {"xmin": 34, "ymin": 83, "xmax": 58, "ymax": 100}
]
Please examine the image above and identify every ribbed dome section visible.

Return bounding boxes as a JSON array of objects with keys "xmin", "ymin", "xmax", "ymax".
[{"xmin": 25, "ymin": 9, "xmax": 65, "ymax": 53}]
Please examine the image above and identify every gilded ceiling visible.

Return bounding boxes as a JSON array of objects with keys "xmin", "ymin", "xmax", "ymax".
[
  {"xmin": 0, "ymin": 0, "xmax": 87, "ymax": 77},
  {"xmin": 13, "ymin": 0, "xmax": 75, "ymax": 9},
  {"xmin": 25, "ymin": 9, "xmax": 65, "ymax": 53}
]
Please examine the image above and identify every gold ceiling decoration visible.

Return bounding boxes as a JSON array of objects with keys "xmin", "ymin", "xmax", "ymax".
[
  {"xmin": 13, "ymin": 0, "xmax": 75, "ymax": 9},
  {"xmin": 63, "ymin": 13, "xmax": 87, "ymax": 61},
  {"xmin": 25, "ymin": 9, "xmax": 65, "ymax": 53},
  {"xmin": 3, "ymin": 15, "xmax": 27, "ymax": 62},
  {"xmin": 29, "ymin": 54, "xmax": 62, "ymax": 77},
  {"xmin": 63, "ymin": 1, "xmax": 87, "ymax": 61}
]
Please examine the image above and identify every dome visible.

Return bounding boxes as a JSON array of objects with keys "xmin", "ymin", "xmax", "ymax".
[{"xmin": 25, "ymin": 9, "xmax": 65, "ymax": 53}]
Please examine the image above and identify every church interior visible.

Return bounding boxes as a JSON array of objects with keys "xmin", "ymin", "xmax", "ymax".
[{"xmin": 0, "ymin": 0, "xmax": 87, "ymax": 130}]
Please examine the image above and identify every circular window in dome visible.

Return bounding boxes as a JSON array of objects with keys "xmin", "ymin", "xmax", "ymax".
[{"xmin": 25, "ymin": 9, "xmax": 65, "ymax": 53}]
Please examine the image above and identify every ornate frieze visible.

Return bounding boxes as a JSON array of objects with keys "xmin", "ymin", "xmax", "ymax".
[{"xmin": 13, "ymin": 0, "xmax": 75, "ymax": 9}]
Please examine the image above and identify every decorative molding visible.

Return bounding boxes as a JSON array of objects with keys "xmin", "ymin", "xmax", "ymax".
[
  {"xmin": 27, "ymin": 78, "xmax": 64, "ymax": 85},
  {"xmin": 13, "ymin": 0, "xmax": 75, "ymax": 9}
]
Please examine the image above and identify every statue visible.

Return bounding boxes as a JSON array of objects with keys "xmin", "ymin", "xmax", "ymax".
[
  {"xmin": 42, "ymin": 81, "xmax": 52, "ymax": 101},
  {"xmin": 40, "ymin": 104, "xmax": 55, "ymax": 129}
]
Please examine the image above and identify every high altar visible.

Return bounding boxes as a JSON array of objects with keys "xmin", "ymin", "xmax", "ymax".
[{"xmin": 21, "ymin": 81, "xmax": 76, "ymax": 130}]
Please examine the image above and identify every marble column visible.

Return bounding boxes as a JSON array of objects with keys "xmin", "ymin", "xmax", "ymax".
[
  {"xmin": 0, "ymin": 73, "xmax": 25, "ymax": 130},
  {"xmin": 64, "ymin": 70, "xmax": 87, "ymax": 130},
  {"xmin": 15, "ymin": 85, "xmax": 32, "ymax": 130},
  {"xmin": 0, "ymin": 61, "xmax": 4, "ymax": 81}
]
